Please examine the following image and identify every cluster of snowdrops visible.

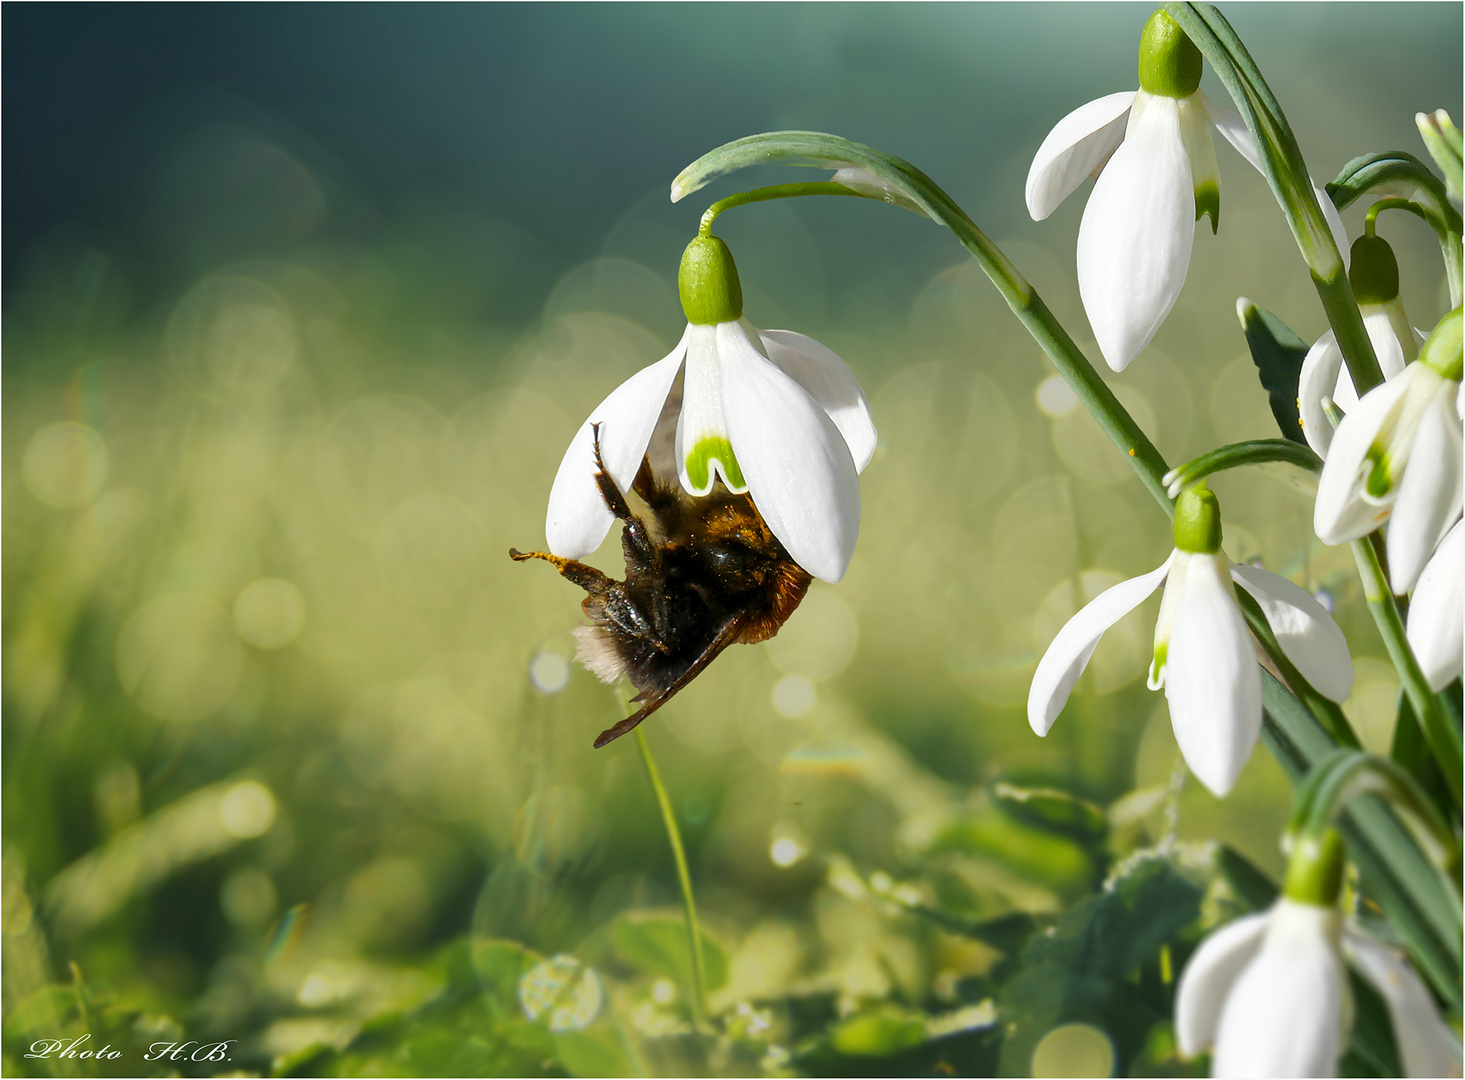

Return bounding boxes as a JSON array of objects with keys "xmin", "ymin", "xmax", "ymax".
[{"xmin": 535, "ymin": 6, "xmax": 1463, "ymax": 1077}]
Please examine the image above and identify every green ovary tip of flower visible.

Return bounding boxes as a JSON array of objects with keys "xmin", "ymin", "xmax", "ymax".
[
  {"xmin": 1348, "ymin": 235, "xmax": 1400, "ymax": 305},
  {"xmin": 1137, "ymin": 10, "xmax": 1202, "ymax": 98},
  {"xmin": 1195, "ymin": 181, "xmax": 1219, "ymax": 234},
  {"xmin": 684, "ymin": 436, "xmax": 745, "ymax": 491},
  {"xmin": 1419, "ymin": 305, "xmax": 1463, "ymax": 380},
  {"xmin": 1364, "ymin": 443, "xmax": 1393, "ymax": 501},
  {"xmin": 1283, "ymin": 828, "xmax": 1346, "ymax": 906},
  {"xmin": 1172, "ymin": 485, "xmax": 1222, "ymax": 554},
  {"xmin": 679, "ymin": 235, "xmax": 744, "ymax": 325}
]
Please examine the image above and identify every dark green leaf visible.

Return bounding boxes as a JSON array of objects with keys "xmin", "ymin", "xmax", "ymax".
[
  {"xmin": 991, "ymin": 782, "xmax": 1108, "ymax": 843},
  {"xmin": 1236, "ymin": 300, "xmax": 1310, "ymax": 444},
  {"xmin": 1340, "ymin": 969, "xmax": 1402, "ymax": 1077},
  {"xmin": 1214, "ymin": 846, "xmax": 1279, "ymax": 913},
  {"xmin": 555, "ymin": 1030, "xmax": 636, "ymax": 1078}
]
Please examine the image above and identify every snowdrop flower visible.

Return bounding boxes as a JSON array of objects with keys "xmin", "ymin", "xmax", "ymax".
[
  {"xmin": 1407, "ymin": 517, "xmax": 1464, "ymax": 691},
  {"xmin": 1297, "ymin": 234, "xmax": 1425, "ymax": 457},
  {"xmin": 544, "ymin": 234, "xmax": 876, "ymax": 583},
  {"xmin": 1314, "ymin": 307, "xmax": 1463, "ymax": 592},
  {"xmin": 1025, "ymin": 11, "xmax": 1346, "ymax": 372},
  {"xmin": 1028, "ymin": 487, "xmax": 1351, "ymax": 796},
  {"xmin": 1177, "ymin": 832, "xmax": 1461, "ymax": 1078}
]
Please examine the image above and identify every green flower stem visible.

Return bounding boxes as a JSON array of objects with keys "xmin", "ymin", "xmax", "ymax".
[
  {"xmin": 1353, "ymin": 535, "xmax": 1462, "ymax": 806},
  {"xmin": 1328, "ymin": 151, "xmax": 1464, "ymax": 308},
  {"xmin": 1364, "ymin": 197, "xmax": 1437, "ymax": 238},
  {"xmin": 1162, "ymin": 438, "xmax": 1320, "ymax": 497},
  {"xmin": 1288, "ymin": 750, "xmax": 1460, "ymax": 883},
  {"xmin": 699, "ymin": 181, "xmax": 864, "ymax": 236},
  {"xmin": 633, "ymin": 728, "xmax": 709, "ymax": 1029},
  {"xmin": 1162, "ymin": 2, "xmax": 1385, "ymax": 396},
  {"xmin": 1236, "ymin": 589, "xmax": 1360, "ymax": 750}
]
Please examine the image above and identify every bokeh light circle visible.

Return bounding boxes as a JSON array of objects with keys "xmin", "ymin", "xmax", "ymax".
[
  {"xmin": 234, "ymin": 578, "xmax": 307, "ymax": 649},
  {"xmin": 1030, "ymin": 1022, "xmax": 1114, "ymax": 1078},
  {"xmin": 116, "ymin": 594, "xmax": 244, "ymax": 721},
  {"xmin": 23, "ymin": 422, "xmax": 109, "ymax": 508}
]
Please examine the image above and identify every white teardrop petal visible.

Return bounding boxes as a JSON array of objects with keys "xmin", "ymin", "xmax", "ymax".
[
  {"xmin": 1164, "ymin": 552, "xmax": 1260, "ymax": 797},
  {"xmin": 717, "ymin": 322, "xmax": 861, "ymax": 584},
  {"xmin": 1314, "ymin": 375, "xmax": 1411, "ymax": 545},
  {"xmin": 1230, "ymin": 564, "xmax": 1354, "ymax": 702},
  {"xmin": 757, "ymin": 324, "xmax": 878, "ymax": 473},
  {"xmin": 1174, "ymin": 910, "xmax": 1269, "ymax": 1057},
  {"xmin": 1406, "ymin": 518, "xmax": 1465, "ymax": 692},
  {"xmin": 1025, "ymin": 91, "xmax": 1136, "ymax": 220},
  {"xmin": 1387, "ymin": 395, "xmax": 1463, "ymax": 593},
  {"xmin": 1027, "ymin": 558, "xmax": 1171, "ymax": 736},
  {"xmin": 1298, "ymin": 331, "xmax": 1346, "ymax": 457},
  {"xmin": 1212, "ymin": 902, "xmax": 1345, "ymax": 1079},
  {"xmin": 1077, "ymin": 94, "xmax": 1194, "ymax": 371},
  {"xmin": 1345, "ymin": 931, "xmax": 1463, "ymax": 1079},
  {"xmin": 546, "ymin": 330, "xmax": 688, "ymax": 557}
]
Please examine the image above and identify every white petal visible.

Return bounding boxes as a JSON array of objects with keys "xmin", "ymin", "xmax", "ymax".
[
  {"xmin": 1174, "ymin": 911, "xmax": 1270, "ymax": 1057},
  {"xmin": 1207, "ymin": 101, "xmax": 1262, "ymax": 172},
  {"xmin": 1231, "ymin": 564, "xmax": 1354, "ymax": 702},
  {"xmin": 1213, "ymin": 901, "xmax": 1345, "ymax": 1079},
  {"xmin": 676, "ymin": 323, "xmax": 746, "ymax": 496},
  {"xmin": 1027, "ymin": 558, "xmax": 1171, "ymax": 736},
  {"xmin": 1361, "ymin": 304, "xmax": 1411, "ymax": 381},
  {"xmin": 1407, "ymin": 518, "xmax": 1465, "ymax": 691},
  {"xmin": 545, "ymin": 330, "xmax": 687, "ymax": 557},
  {"xmin": 1345, "ymin": 931, "xmax": 1463, "ymax": 1079},
  {"xmin": 1299, "ymin": 330, "xmax": 1346, "ymax": 457},
  {"xmin": 1314, "ymin": 375, "xmax": 1412, "ymax": 545},
  {"xmin": 1208, "ymin": 100, "xmax": 1350, "ymax": 271},
  {"xmin": 1077, "ymin": 94, "xmax": 1194, "ymax": 371},
  {"xmin": 1025, "ymin": 91, "xmax": 1136, "ymax": 221},
  {"xmin": 1165, "ymin": 552, "xmax": 1261, "ymax": 797},
  {"xmin": 717, "ymin": 321, "xmax": 861, "ymax": 583},
  {"xmin": 756, "ymin": 324, "xmax": 878, "ymax": 473},
  {"xmin": 1387, "ymin": 396, "xmax": 1463, "ymax": 593}
]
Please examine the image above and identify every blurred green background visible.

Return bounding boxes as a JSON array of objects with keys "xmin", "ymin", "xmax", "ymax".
[{"xmin": 4, "ymin": 5, "xmax": 1459, "ymax": 1077}]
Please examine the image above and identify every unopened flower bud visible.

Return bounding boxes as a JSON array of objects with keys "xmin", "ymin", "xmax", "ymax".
[
  {"xmin": 679, "ymin": 235, "xmax": 743, "ymax": 325},
  {"xmin": 1348, "ymin": 235, "xmax": 1400, "ymax": 305}
]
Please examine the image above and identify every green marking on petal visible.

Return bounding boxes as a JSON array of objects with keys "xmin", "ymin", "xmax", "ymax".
[
  {"xmin": 1364, "ymin": 443, "xmax": 1393, "ymax": 500},
  {"xmin": 1195, "ymin": 181, "xmax": 1219, "ymax": 234},
  {"xmin": 1149, "ymin": 644, "xmax": 1168, "ymax": 687},
  {"xmin": 685, "ymin": 436, "xmax": 745, "ymax": 491}
]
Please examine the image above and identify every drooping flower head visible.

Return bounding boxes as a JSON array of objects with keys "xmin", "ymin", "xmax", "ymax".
[
  {"xmin": 545, "ymin": 233, "xmax": 877, "ymax": 583},
  {"xmin": 1026, "ymin": 11, "xmax": 1347, "ymax": 372},
  {"xmin": 1028, "ymin": 486, "xmax": 1352, "ymax": 796},
  {"xmin": 1177, "ymin": 831, "xmax": 1461, "ymax": 1078},
  {"xmin": 1314, "ymin": 305, "xmax": 1463, "ymax": 592},
  {"xmin": 1297, "ymin": 234, "xmax": 1425, "ymax": 458}
]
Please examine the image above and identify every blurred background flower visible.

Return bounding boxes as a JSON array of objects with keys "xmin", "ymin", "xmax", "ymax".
[{"xmin": 3, "ymin": 5, "xmax": 1459, "ymax": 1076}]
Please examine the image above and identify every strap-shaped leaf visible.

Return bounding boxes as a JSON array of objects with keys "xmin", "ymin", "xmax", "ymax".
[
  {"xmin": 1236, "ymin": 300, "xmax": 1311, "ymax": 444},
  {"xmin": 1327, "ymin": 150, "xmax": 1461, "ymax": 237}
]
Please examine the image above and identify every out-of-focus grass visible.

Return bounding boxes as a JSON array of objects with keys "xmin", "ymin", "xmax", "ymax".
[{"xmin": 2, "ymin": 5, "xmax": 1457, "ymax": 1076}]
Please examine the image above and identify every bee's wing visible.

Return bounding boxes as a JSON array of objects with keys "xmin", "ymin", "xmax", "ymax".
[{"xmin": 592, "ymin": 612, "xmax": 746, "ymax": 748}]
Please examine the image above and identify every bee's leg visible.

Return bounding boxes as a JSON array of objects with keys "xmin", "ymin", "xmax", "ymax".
[
  {"xmin": 509, "ymin": 548, "xmax": 670, "ymax": 654},
  {"xmin": 590, "ymin": 424, "xmax": 659, "ymax": 568}
]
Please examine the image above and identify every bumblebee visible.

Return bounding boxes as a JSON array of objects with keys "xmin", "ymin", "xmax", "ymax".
[{"xmin": 511, "ymin": 426, "xmax": 810, "ymax": 747}]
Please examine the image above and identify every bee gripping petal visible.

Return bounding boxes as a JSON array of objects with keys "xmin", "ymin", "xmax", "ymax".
[
  {"xmin": 1025, "ymin": 91, "xmax": 1136, "ymax": 221},
  {"xmin": 1027, "ymin": 558, "xmax": 1170, "ymax": 736},
  {"xmin": 546, "ymin": 332, "xmax": 688, "ymax": 557}
]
